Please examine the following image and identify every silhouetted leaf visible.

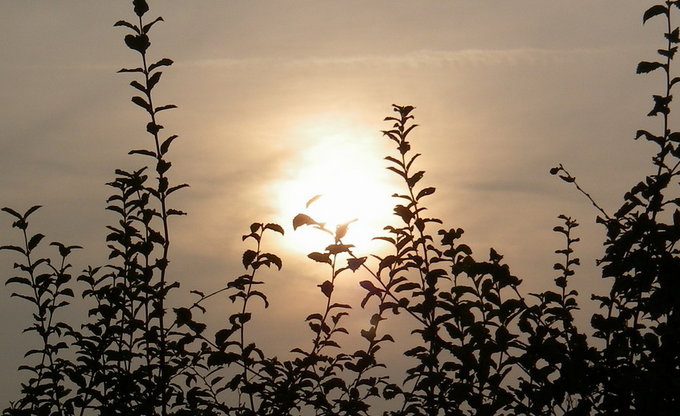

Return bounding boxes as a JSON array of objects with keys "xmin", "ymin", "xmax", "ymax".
[
  {"xmin": 118, "ymin": 67, "xmax": 144, "ymax": 73},
  {"xmin": 395, "ymin": 282, "xmax": 420, "ymax": 292},
  {"xmin": 154, "ymin": 104, "xmax": 177, "ymax": 113},
  {"xmin": 129, "ymin": 149, "xmax": 156, "ymax": 157},
  {"xmin": 142, "ymin": 16, "xmax": 164, "ymax": 33},
  {"xmin": 130, "ymin": 81, "xmax": 146, "ymax": 94},
  {"xmin": 335, "ymin": 219, "xmax": 356, "ymax": 241},
  {"xmin": 293, "ymin": 213, "xmax": 316, "ymax": 230},
  {"xmin": 658, "ymin": 46, "xmax": 678, "ymax": 59},
  {"xmin": 319, "ymin": 280, "xmax": 334, "ymax": 298},
  {"xmin": 306, "ymin": 194, "xmax": 322, "ymax": 208},
  {"xmin": 416, "ymin": 187, "xmax": 435, "ymax": 200},
  {"xmin": 1, "ymin": 207, "xmax": 23, "ymax": 219},
  {"xmin": 250, "ymin": 290, "xmax": 270, "ymax": 308},
  {"xmin": 242, "ymin": 249, "xmax": 257, "ymax": 267},
  {"xmin": 6, "ymin": 276, "xmax": 31, "ymax": 286},
  {"xmin": 27, "ymin": 233, "xmax": 44, "ymax": 251},
  {"xmin": 308, "ymin": 252, "xmax": 331, "ymax": 264},
  {"xmin": 347, "ymin": 256, "xmax": 366, "ymax": 271},
  {"xmin": 1, "ymin": 245, "xmax": 26, "ymax": 255},
  {"xmin": 407, "ymin": 171, "xmax": 425, "ymax": 188},
  {"xmin": 124, "ymin": 34, "xmax": 150, "ymax": 53},
  {"xmin": 114, "ymin": 20, "xmax": 140, "ymax": 33},
  {"xmin": 131, "ymin": 96, "xmax": 152, "ymax": 113},
  {"xmin": 326, "ymin": 244, "xmax": 353, "ymax": 255},
  {"xmin": 635, "ymin": 129, "xmax": 664, "ymax": 146},
  {"xmin": 360, "ymin": 280, "xmax": 381, "ymax": 294},
  {"xmin": 393, "ymin": 205, "xmax": 413, "ymax": 223},
  {"xmin": 174, "ymin": 307, "xmax": 191, "ymax": 327},
  {"xmin": 215, "ymin": 328, "xmax": 236, "ymax": 347},
  {"xmin": 160, "ymin": 135, "xmax": 178, "ymax": 154},
  {"xmin": 384, "ymin": 156, "xmax": 403, "ymax": 167},
  {"xmin": 648, "ymin": 94, "xmax": 672, "ymax": 116},
  {"xmin": 149, "ymin": 58, "xmax": 174, "ymax": 72},
  {"xmin": 130, "ymin": 80, "xmax": 146, "ymax": 93},
  {"xmin": 207, "ymin": 351, "xmax": 239, "ymax": 367},
  {"xmin": 261, "ymin": 252, "xmax": 282, "ymax": 270},
  {"xmin": 265, "ymin": 223, "xmax": 284, "ymax": 235},
  {"xmin": 147, "ymin": 71, "xmax": 162, "ymax": 90},
  {"xmin": 637, "ymin": 61, "xmax": 665, "ymax": 74},
  {"xmin": 23, "ymin": 206, "xmax": 41, "ymax": 219},
  {"xmin": 643, "ymin": 5, "xmax": 668, "ymax": 24},
  {"xmin": 133, "ymin": 0, "xmax": 149, "ymax": 16},
  {"xmin": 386, "ymin": 166, "xmax": 407, "ymax": 179},
  {"xmin": 306, "ymin": 313, "xmax": 323, "ymax": 323},
  {"xmin": 156, "ymin": 159, "xmax": 171, "ymax": 174}
]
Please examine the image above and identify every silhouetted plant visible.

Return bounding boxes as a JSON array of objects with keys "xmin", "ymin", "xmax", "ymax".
[
  {"xmin": 3, "ymin": 1, "xmax": 680, "ymax": 415},
  {"xmin": 552, "ymin": 2, "xmax": 680, "ymax": 414},
  {"xmin": 1, "ymin": 206, "xmax": 78, "ymax": 416}
]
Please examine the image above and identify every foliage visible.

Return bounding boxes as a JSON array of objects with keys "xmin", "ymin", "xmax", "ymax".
[{"xmin": 2, "ymin": 1, "xmax": 680, "ymax": 415}]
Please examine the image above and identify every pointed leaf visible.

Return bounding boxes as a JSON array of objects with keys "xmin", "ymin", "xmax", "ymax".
[
  {"xmin": 27, "ymin": 234, "xmax": 44, "ymax": 251},
  {"xmin": 142, "ymin": 16, "xmax": 164, "ymax": 33},
  {"xmin": 293, "ymin": 213, "xmax": 316, "ymax": 230},
  {"xmin": 147, "ymin": 71, "xmax": 162, "ymax": 90},
  {"xmin": 129, "ymin": 149, "xmax": 157, "ymax": 157},
  {"xmin": 166, "ymin": 183, "xmax": 189, "ymax": 195},
  {"xmin": 264, "ymin": 223, "xmax": 284, "ymax": 235},
  {"xmin": 242, "ymin": 249, "xmax": 257, "ymax": 268},
  {"xmin": 306, "ymin": 194, "xmax": 322, "ymax": 208},
  {"xmin": 0, "ymin": 245, "xmax": 26, "ymax": 255},
  {"xmin": 154, "ymin": 104, "xmax": 177, "ymax": 113},
  {"xmin": 319, "ymin": 280, "xmax": 334, "ymax": 298},
  {"xmin": 1, "ymin": 207, "xmax": 23, "ymax": 219},
  {"xmin": 6, "ymin": 277, "xmax": 31, "ymax": 286},
  {"xmin": 114, "ymin": 20, "xmax": 140, "ymax": 33},
  {"xmin": 643, "ymin": 5, "xmax": 668, "ymax": 24},
  {"xmin": 130, "ymin": 80, "xmax": 146, "ymax": 93},
  {"xmin": 347, "ymin": 256, "xmax": 367, "ymax": 271},
  {"xmin": 308, "ymin": 252, "xmax": 331, "ymax": 264},
  {"xmin": 131, "ymin": 96, "xmax": 152, "ymax": 113},
  {"xmin": 24, "ymin": 205, "xmax": 41, "ymax": 219},
  {"xmin": 118, "ymin": 67, "xmax": 144, "ymax": 73},
  {"xmin": 416, "ymin": 187, "xmax": 436, "ymax": 200},
  {"xmin": 160, "ymin": 135, "xmax": 178, "ymax": 155},
  {"xmin": 149, "ymin": 58, "xmax": 174, "ymax": 72},
  {"xmin": 637, "ymin": 61, "xmax": 665, "ymax": 74}
]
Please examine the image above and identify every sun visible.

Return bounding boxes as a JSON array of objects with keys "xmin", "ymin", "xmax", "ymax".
[{"xmin": 269, "ymin": 116, "xmax": 400, "ymax": 256}]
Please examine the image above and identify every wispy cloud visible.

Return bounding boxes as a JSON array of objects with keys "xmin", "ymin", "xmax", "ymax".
[{"xmin": 185, "ymin": 46, "xmax": 637, "ymax": 70}]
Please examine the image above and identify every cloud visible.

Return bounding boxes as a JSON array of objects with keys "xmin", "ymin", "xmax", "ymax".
[{"xmin": 183, "ymin": 46, "xmax": 634, "ymax": 71}]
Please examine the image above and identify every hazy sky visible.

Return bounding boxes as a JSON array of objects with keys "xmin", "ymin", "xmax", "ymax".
[{"xmin": 0, "ymin": 0, "xmax": 663, "ymax": 407}]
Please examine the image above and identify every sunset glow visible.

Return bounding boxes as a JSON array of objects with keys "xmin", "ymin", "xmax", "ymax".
[
  {"xmin": 0, "ymin": 1, "xmax": 654, "ymax": 410},
  {"xmin": 271, "ymin": 118, "xmax": 400, "ymax": 255}
]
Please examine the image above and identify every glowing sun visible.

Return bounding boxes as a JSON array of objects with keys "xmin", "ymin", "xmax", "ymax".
[{"xmin": 271, "ymin": 117, "xmax": 400, "ymax": 255}]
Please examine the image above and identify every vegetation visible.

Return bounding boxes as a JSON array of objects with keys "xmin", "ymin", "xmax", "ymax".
[{"xmin": 2, "ymin": 0, "xmax": 679, "ymax": 415}]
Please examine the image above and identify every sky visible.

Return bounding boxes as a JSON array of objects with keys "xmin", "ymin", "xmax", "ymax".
[{"xmin": 0, "ymin": 0, "xmax": 664, "ymax": 408}]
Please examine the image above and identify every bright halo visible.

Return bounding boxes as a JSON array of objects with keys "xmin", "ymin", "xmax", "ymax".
[{"xmin": 271, "ymin": 117, "xmax": 400, "ymax": 256}]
